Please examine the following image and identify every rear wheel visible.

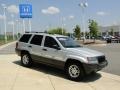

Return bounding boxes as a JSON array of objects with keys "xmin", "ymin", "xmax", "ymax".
[
  {"xmin": 65, "ymin": 62, "xmax": 84, "ymax": 81},
  {"xmin": 21, "ymin": 53, "xmax": 33, "ymax": 67}
]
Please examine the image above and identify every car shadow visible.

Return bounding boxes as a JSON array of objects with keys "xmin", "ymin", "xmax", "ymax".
[
  {"xmin": 82, "ymin": 73, "xmax": 101, "ymax": 82},
  {"xmin": 13, "ymin": 60, "xmax": 102, "ymax": 82}
]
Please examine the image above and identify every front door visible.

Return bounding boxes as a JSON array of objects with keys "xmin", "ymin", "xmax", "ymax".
[{"xmin": 42, "ymin": 36, "xmax": 65, "ymax": 67}]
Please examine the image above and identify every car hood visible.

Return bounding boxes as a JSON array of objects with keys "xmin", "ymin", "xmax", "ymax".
[{"xmin": 66, "ymin": 47, "xmax": 104, "ymax": 57}]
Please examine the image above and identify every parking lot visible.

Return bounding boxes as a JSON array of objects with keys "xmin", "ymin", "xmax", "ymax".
[{"xmin": 86, "ymin": 43, "xmax": 120, "ymax": 76}]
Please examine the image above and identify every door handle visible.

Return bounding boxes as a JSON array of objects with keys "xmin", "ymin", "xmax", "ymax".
[{"xmin": 42, "ymin": 48, "xmax": 47, "ymax": 51}]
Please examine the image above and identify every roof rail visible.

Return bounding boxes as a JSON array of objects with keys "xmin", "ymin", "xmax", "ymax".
[{"xmin": 25, "ymin": 31, "xmax": 47, "ymax": 33}]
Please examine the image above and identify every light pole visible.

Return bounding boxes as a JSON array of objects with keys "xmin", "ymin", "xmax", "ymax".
[
  {"xmin": 8, "ymin": 21, "xmax": 15, "ymax": 40},
  {"xmin": 28, "ymin": 19, "xmax": 31, "ymax": 32},
  {"xmin": 19, "ymin": 21, "xmax": 22, "ymax": 35},
  {"xmin": 23, "ymin": 19, "xmax": 25, "ymax": 33},
  {"xmin": 17, "ymin": 20, "xmax": 22, "ymax": 34},
  {"xmin": 61, "ymin": 17, "xmax": 66, "ymax": 35},
  {"xmin": 12, "ymin": 21, "xmax": 15, "ymax": 40},
  {"xmin": 11, "ymin": 14, "xmax": 15, "ymax": 40},
  {"xmin": 79, "ymin": 2, "xmax": 88, "ymax": 43},
  {"xmin": 1, "ymin": 4, "xmax": 7, "ymax": 43},
  {"xmin": 16, "ymin": 20, "xmax": 20, "ymax": 39}
]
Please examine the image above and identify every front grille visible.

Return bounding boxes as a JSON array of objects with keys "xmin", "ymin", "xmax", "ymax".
[{"xmin": 97, "ymin": 56, "xmax": 106, "ymax": 63}]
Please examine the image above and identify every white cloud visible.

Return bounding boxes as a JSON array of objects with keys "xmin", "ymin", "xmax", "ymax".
[
  {"xmin": 69, "ymin": 15, "xmax": 75, "ymax": 19},
  {"xmin": 96, "ymin": 11, "xmax": 108, "ymax": 16},
  {"xmin": 41, "ymin": 6, "xmax": 60, "ymax": 15},
  {"xmin": 7, "ymin": 5, "xmax": 19, "ymax": 14},
  {"xmin": 0, "ymin": 14, "xmax": 6, "ymax": 20}
]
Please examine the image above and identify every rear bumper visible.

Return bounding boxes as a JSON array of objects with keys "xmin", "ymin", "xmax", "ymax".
[
  {"xmin": 83, "ymin": 60, "xmax": 108, "ymax": 74},
  {"xmin": 15, "ymin": 48, "xmax": 21, "ymax": 56}
]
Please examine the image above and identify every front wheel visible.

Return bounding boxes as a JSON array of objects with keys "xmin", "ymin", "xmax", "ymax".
[
  {"xmin": 21, "ymin": 53, "xmax": 33, "ymax": 67},
  {"xmin": 65, "ymin": 62, "xmax": 84, "ymax": 81}
]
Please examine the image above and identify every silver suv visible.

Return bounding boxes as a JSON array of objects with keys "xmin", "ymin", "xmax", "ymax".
[{"xmin": 15, "ymin": 33, "xmax": 108, "ymax": 81}]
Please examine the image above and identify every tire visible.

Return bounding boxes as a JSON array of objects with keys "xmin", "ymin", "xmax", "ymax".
[
  {"xmin": 90, "ymin": 71, "xmax": 97, "ymax": 75},
  {"xmin": 65, "ymin": 62, "xmax": 84, "ymax": 81},
  {"xmin": 21, "ymin": 53, "xmax": 33, "ymax": 67}
]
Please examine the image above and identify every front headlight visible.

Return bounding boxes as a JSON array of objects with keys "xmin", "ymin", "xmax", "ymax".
[{"xmin": 87, "ymin": 57, "xmax": 98, "ymax": 64}]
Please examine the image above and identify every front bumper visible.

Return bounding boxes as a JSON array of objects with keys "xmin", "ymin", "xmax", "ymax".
[{"xmin": 83, "ymin": 60, "xmax": 108, "ymax": 74}]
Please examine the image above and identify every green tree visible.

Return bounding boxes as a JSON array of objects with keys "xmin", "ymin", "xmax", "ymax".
[
  {"xmin": 73, "ymin": 25, "xmax": 81, "ymax": 40},
  {"xmin": 48, "ymin": 27, "xmax": 66, "ymax": 35},
  {"xmin": 109, "ymin": 28, "xmax": 114, "ymax": 36},
  {"xmin": 88, "ymin": 19, "xmax": 99, "ymax": 40}
]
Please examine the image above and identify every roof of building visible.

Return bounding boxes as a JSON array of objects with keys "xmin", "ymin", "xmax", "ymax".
[{"xmin": 99, "ymin": 25, "xmax": 120, "ymax": 32}]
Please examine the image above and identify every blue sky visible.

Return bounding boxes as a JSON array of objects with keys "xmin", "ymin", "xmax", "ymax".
[{"xmin": 0, "ymin": 0, "xmax": 120, "ymax": 34}]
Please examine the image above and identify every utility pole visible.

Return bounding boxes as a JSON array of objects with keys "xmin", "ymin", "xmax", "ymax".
[
  {"xmin": 11, "ymin": 14, "xmax": 15, "ymax": 40},
  {"xmin": 28, "ymin": 19, "xmax": 31, "ymax": 32},
  {"xmin": 2, "ymin": 4, "xmax": 7, "ymax": 43},
  {"xmin": 79, "ymin": 2, "xmax": 88, "ymax": 43},
  {"xmin": 23, "ymin": 19, "xmax": 25, "ymax": 33}
]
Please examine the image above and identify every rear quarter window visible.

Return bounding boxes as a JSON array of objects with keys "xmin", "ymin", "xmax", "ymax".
[{"xmin": 19, "ymin": 34, "xmax": 32, "ymax": 43}]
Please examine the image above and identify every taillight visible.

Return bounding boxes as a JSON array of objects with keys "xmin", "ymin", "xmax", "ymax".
[{"xmin": 16, "ymin": 42, "xmax": 18, "ymax": 49}]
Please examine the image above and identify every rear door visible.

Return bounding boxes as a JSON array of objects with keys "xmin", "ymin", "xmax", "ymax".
[{"xmin": 29, "ymin": 34, "xmax": 44, "ymax": 62}]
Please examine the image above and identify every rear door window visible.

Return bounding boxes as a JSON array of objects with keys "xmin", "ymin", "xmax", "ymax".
[{"xmin": 30, "ymin": 35, "xmax": 43, "ymax": 46}]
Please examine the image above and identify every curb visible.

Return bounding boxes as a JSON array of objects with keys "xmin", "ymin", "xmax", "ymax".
[
  {"xmin": 85, "ymin": 44, "xmax": 107, "ymax": 47},
  {"xmin": 100, "ymin": 71, "xmax": 120, "ymax": 82},
  {"xmin": 0, "ymin": 41, "xmax": 16, "ymax": 50},
  {"xmin": 90, "ymin": 44, "xmax": 107, "ymax": 46}
]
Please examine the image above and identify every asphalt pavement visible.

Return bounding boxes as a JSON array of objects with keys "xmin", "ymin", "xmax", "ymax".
[
  {"xmin": 0, "ymin": 42, "xmax": 16, "ymax": 54},
  {"xmin": 86, "ymin": 43, "xmax": 120, "ymax": 76}
]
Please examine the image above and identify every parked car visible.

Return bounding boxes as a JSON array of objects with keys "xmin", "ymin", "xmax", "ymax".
[
  {"xmin": 112, "ymin": 36, "xmax": 120, "ymax": 43},
  {"xmin": 15, "ymin": 33, "xmax": 108, "ymax": 81},
  {"xmin": 114, "ymin": 36, "xmax": 120, "ymax": 39},
  {"xmin": 102, "ymin": 35, "xmax": 115, "ymax": 40}
]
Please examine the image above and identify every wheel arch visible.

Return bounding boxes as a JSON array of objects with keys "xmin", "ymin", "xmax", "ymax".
[
  {"xmin": 64, "ymin": 59, "xmax": 85, "ymax": 73},
  {"xmin": 21, "ymin": 50, "xmax": 30, "ymax": 56},
  {"xmin": 64, "ymin": 58, "xmax": 86, "ymax": 81}
]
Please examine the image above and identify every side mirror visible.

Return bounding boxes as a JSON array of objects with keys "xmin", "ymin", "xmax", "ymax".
[{"xmin": 52, "ymin": 45, "xmax": 61, "ymax": 50}]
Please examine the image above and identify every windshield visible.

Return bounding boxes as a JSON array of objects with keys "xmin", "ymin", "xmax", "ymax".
[{"xmin": 57, "ymin": 37, "xmax": 81, "ymax": 48}]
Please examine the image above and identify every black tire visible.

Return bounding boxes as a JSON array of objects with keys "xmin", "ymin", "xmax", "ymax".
[
  {"xmin": 65, "ymin": 62, "xmax": 84, "ymax": 81},
  {"xmin": 90, "ymin": 71, "xmax": 97, "ymax": 75},
  {"xmin": 21, "ymin": 53, "xmax": 33, "ymax": 67}
]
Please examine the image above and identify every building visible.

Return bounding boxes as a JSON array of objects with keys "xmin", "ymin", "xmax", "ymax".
[{"xmin": 99, "ymin": 25, "xmax": 120, "ymax": 36}]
